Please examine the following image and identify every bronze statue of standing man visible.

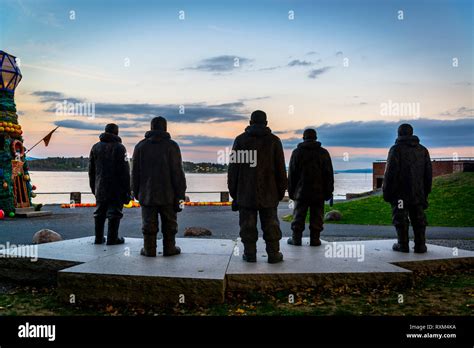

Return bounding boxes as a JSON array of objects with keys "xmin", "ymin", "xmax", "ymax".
[
  {"xmin": 88, "ymin": 123, "xmax": 131, "ymax": 245},
  {"xmin": 287, "ymin": 128, "xmax": 334, "ymax": 246},
  {"xmin": 132, "ymin": 117, "xmax": 187, "ymax": 257},
  {"xmin": 228, "ymin": 110, "xmax": 287, "ymax": 263},
  {"xmin": 383, "ymin": 124, "xmax": 432, "ymax": 253}
]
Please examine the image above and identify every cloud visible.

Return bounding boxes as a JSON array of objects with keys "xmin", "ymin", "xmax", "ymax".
[
  {"xmin": 306, "ymin": 51, "xmax": 318, "ymax": 55},
  {"xmin": 308, "ymin": 66, "xmax": 332, "ymax": 79},
  {"xmin": 440, "ymin": 106, "xmax": 473, "ymax": 118},
  {"xmin": 117, "ymin": 130, "xmax": 146, "ymax": 138},
  {"xmin": 54, "ymin": 118, "xmax": 474, "ymax": 158},
  {"xmin": 176, "ymin": 135, "xmax": 234, "ymax": 147},
  {"xmin": 273, "ymin": 130, "xmax": 288, "ymax": 135},
  {"xmin": 31, "ymin": 91, "xmax": 67, "ymax": 102},
  {"xmin": 259, "ymin": 59, "xmax": 314, "ymax": 71},
  {"xmin": 238, "ymin": 96, "xmax": 271, "ymax": 102},
  {"xmin": 33, "ymin": 91, "xmax": 249, "ymax": 124},
  {"xmin": 288, "ymin": 118, "xmax": 474, "ymax": 148},
  {"xmin": 335, "ymin": 51, "xmax": 343, "ymax": 56},
  {"xmin": 31, "ymin": 90, "xmax": 88, "ymax": 105},
  {"xmin": 107, "ymin": 102, "xmax": 247, "ymax": 123},
  {"xmin": 257, "ymin": 66, "xmax": 282, "ymax": 71},
  {"xmin": 54, "ymin": 119, "xmax": 135, "ymax": 131},
  {"xmin": 288, "ymin": 59, "xmax": 313, "ymax": 67},
  {"xmin": 186, "ymin": 55, "xmax": 252, "ymax": 72}
]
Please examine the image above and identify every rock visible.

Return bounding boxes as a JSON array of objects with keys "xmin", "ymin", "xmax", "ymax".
[
  {"xmin": 324, "ymin": 210, "xmax": 342, "ymax": 221},
  {"xmin": 346, "ymin": 191, "xmax": 375, "ymax": 200},
  {"xmin": 184, "ymin": 227, "xmax": 212, "ymax": 237},
  {"xmin": 32, "ymin": 229, "xmax": 63, "ymax": 244}
]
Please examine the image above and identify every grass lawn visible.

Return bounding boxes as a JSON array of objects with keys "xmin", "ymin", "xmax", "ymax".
[
  {"xmin": 0, "ymin": 269, "xmax": 472, "ymax": 316},
  {"xmin": 283, "ymin": 172, "xmax": 474, "ymax": 227}
]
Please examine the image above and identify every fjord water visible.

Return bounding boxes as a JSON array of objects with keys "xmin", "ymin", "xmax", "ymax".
[{"xmin": 30, "ymin": 172, "xmax": 372, "ymax": 204}]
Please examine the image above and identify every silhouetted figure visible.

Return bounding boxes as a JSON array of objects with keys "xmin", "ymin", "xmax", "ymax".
[
  {"xmin": 228, "ymin": 110, "xmax": 287, "ymax": 263},
  {"xmin": 383, "ymin": 124, "xmax": 432, "ymax": 253},
  {"xmin": 132, "ymin": 117, "xmax": 186, "ymax": 257},
  {"xmin": 287, "ymin": 128, "xmax": 334, "ymax": 246},
  {"xmin": 88, "ymin": 123, "xmax": 131, "ymax": 245}
]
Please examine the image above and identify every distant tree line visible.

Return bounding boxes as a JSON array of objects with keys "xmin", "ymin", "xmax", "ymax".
[
  {"xmin": 183, "ymin": 161, "xmax": 228, "ymax": 173},
  {"xmin": 28, "ymin": 157, "xmax": 228, "ymax": 173},
  {"xmin": 28, "ymin": 157, "xmax": 89, "ymax": 171}
]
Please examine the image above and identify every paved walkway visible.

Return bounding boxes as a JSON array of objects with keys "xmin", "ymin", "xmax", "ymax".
[{"xmin": 0, "ymin": 204, "xmax": 472, "ymax": 245}]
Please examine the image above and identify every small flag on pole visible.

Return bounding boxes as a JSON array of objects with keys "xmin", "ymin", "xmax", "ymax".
[
  {"xmin": 42, "ymin": 126, "xmax": 59, "ymax": 147},
  {"xmin": 26, "ymin": 126, "xmax": 60, "ymax": 154}
]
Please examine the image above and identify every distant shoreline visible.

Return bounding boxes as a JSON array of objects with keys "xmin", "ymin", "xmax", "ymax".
[
  {"xmin": 27, "ymin": 157, "xmax": 228, "ymax": 174},
  {"xmin": 26, "ymin": 157, "xmax": 372, "ymax": 174}
]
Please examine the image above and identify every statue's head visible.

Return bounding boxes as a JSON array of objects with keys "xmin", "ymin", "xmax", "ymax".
[
  {"xmin": 151, "ymin": 116, "xmax": 167, "ymax": 131},
  {"xmin": 303, "ymin": 128, "xmax": 317, "ymax": 140},
  {"xmin": 250, "ymin": 110, "xmax": 267, "ymax": 126},
  {"xmin": 105, "ymin": 123, "xmax": 119, "ymax": 135},
  {"xmin": 398, "ymin": 123, "xmax": 413, "ymax": 136}
]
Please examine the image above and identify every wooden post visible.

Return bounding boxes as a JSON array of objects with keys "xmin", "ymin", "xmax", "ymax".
[
  {"xmin": 220, "ymin": 192, "xmax": 230, "ymax": 202},
  {"xmin": 70, "ymin": 192, "xmax": 81, "ymax": 204}
]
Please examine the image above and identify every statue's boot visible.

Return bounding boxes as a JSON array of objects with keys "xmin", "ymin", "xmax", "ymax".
[
  {"xmin": 392, "ymin": 225, "xmax": 409, "ymax": 252},
  {"xmin": 310, "ymin": 230, "xmax": 322, "ymax": 246},
  {"xmin": 242, "ymin": 243, "xmax": 257, "ymax": 262},
  {"xmin": 287, "ymin": 231, "xmax": 302, "ymax": 246},
  {"xmin": 140, "ymin": 234, "xmax": 157, "ymax": 257},
  {"xmin": 163, "ymin": 235, "xmax": 181, "ymax": 256},
  {"xmin": 94, "ymin": 217, "xmax": 106, "ymax": 244},
  {"xmin": 266, "ymin": 241, "xmax": 283, "ymax": 264},
  {"xmin": 413, "ymin": 226, "xmax": 428, "ymax": 253},
  {"xmin": 106, "ymin": 218, "xmax": 125, "ymax": 245}
]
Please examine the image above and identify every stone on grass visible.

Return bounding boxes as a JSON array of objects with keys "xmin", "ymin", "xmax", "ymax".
[
  {"xmin": 184, "ymin": 227, "xmax": 212, "ymax": 237},
  {"xmin": 324, "ymin": 210, "xmax": 342, "ymax": 221},
  {"xmin": 32, "ymin": 229, "xmax": 63, "ymax": 244}
]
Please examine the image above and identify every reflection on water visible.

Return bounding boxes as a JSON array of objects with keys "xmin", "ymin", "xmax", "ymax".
[{"xmin": 30, "ymin": 171, "xmax": 373, "ymax": 204}]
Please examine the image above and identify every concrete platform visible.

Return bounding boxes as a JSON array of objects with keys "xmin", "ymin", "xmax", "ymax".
[
  {"xmin": 350, "ymin": 239, "xmax": 474, "ymax": 272},
  {"xmin": 227, "ymin": 239, "xmax": 413, "ymax": 291},
  {"xmin": 57, "ymin": 238, "xmax": 235, "ymax": 305},
  {"xmin": 0, "ymin": 236, "xmax": 473, "ymax": 305},
  {"xmin": 0, "ymin": 237, "xmax": 132, "ymax": 283},
  {"xmin": 226, "ymin": 238, "xmax": 474, "ymax": 291}
]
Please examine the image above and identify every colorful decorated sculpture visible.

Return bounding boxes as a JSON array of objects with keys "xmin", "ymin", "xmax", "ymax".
[{"xmin": 0, "ymin": 50, "xmax": 34, "ymax": 215}]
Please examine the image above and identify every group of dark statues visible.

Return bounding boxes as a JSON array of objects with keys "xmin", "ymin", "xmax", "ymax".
[{"xmin": 88, "ymin": 110, "xmax": 432, "ymax": 264}]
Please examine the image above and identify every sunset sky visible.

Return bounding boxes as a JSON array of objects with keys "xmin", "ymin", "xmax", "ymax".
[{"xmin": 1, "ymin": 0, "xmax": 472, "ymax": 169}]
